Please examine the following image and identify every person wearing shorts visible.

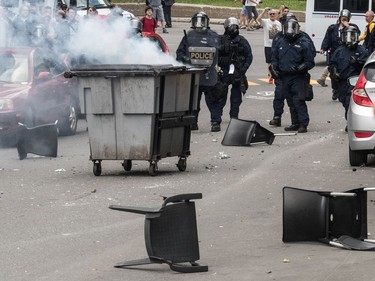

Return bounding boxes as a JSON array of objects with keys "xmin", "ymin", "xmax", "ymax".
[
  {"xmin": 149, "ymin": 0, "xmax": 168, "ymax": 33},
  {"xmin": 240, "ymin": 5, "xmax": 247, "ymax": 29},
  {"xmin": 244, "ymin": 0, "xmax": 260, "ymax": 31},
  {"xmin": 259, "ymin": 8, "xmax": 281, "ymax": 83}
]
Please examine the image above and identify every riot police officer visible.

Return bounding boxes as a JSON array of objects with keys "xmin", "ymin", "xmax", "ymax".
[
  {"xmin": 319, "ymin": 9, "xmax": 360, "ymax": 99},
  {"xmin": 218, "ymin": 17, "xmax": 253, "ymax": 125},
  {"xmin": 270, "ymin": 17, "xmax": 315, "ymax": 133},
  {"xmin": 176, "ymin": 12, "xmax": 221, "ymax": 132},
  {"xmin": 269, "ymin": 12, "xmax": 316, "ymax": 127},
  {"xmin": 328, "ymin": 26, "xmax": 368, "ymax": 126}
]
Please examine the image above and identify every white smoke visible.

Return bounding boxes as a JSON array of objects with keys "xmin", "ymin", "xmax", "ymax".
[{"xmin": 68, "ymin": 17, "xmax": 180, "ymax": 66}]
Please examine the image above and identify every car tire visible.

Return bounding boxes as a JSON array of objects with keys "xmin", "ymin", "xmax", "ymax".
[
  {"xmin": 349, "ymin": 146, "xmax": 367, "ymax": 166},
  {"xmin": 59, "ymin": 100, "xmax": 78, "ymax": 136}
]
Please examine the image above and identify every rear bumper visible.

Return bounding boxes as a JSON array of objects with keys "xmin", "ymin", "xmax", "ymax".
[{"xmin": 348, "ymin": 103, "xmax": 375, "ymax": 151}]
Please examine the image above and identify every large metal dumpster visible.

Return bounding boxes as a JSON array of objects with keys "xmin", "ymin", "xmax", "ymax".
[{"xmin": 66, "ymin": 64, "xmax": 202, "ymax": 176}]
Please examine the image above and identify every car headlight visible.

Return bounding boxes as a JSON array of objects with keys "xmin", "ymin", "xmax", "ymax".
[{"xmin": 0, "ymin": 99, "xmax": 14, "ymax": 111}]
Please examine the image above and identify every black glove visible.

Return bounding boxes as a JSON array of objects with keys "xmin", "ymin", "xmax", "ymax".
[
  {"xmin": 349, "ymin": 56, "xmax": 358, "ymax": 65},
  {"xmin": 288, "ymin": 65, "xmax": 298, "ymax": 73},
  {"xmin": 296, "ymin": 63, "xmax": 307, "ymax": 72},
  {"xmin": 332, "ymin": 67, "xmax": 341, "ymax": 80},
  {"xmin": 182, "ymin": 55, "xmax": 191, "ymax": 64},
  {"xmin": 269, "ymin": 64, "xmax": 280, "ymax": 79}
]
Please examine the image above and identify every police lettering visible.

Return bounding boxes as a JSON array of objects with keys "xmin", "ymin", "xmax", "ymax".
[{"xmin": 190, "ymin": 52, "xmax": 214, "ymax": 60}]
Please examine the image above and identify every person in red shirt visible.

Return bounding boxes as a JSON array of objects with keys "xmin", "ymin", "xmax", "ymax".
[{"xmin": 141, "ymin": 6, "xmax": 158, "ymax": 33}]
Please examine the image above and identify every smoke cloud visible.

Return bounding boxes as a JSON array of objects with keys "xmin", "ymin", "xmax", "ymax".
[{"xmin": 68, "ymin": 17, "xmax": 179, "ymax": 65}]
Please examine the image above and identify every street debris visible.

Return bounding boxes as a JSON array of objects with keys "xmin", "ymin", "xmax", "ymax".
[
  {"xmin": 55, "ymin": 168, "xmax": 66, "ymax": 173},
  {"xmin": 218, "ymin": 152, "xmax": 230, "ymax": 159}
]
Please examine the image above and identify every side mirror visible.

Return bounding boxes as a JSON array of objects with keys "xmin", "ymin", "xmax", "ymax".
[
  {"xmin": 37, "ymin": 71, "xmax": 51, "ymax": 80},
  {"xmin": 348, "ymin": 76, "xmax": 359, "ymax": 86}
]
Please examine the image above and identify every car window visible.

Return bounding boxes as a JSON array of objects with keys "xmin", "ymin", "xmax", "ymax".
[
  {"xmin": 0, "ymin": 53, "xmax": 28, "ymax": 83},
  {"xmin": 364, "ymin": 63, "xmax": 375, "ymax": 82}
]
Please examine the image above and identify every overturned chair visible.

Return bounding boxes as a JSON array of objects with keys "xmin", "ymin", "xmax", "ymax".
[
  {"xmin": 221, "ymin": 118, "xmax": 275, "ymax": 146},
  {"xmin": 16, "ymin": 122, "xmax": 58, "ymax": 160},
  {"xmin": 283, "ymin": 186, "xmax": 375, "ymax": 250},
  {"xmin": 109, "ymin": 193, "xmax": 208, "ymax": 273}
]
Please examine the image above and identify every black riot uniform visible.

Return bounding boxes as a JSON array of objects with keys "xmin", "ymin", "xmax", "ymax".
[
  {"xmin": 321, "ymin": 9, "xmax": 360, "ymax": 100},
  {"xmin": 218, "ymin": 17, "xmax": 253, "ymax": 122},
  {"xmin": 329, "ymin": 26, "xmax": 368, "ymax": 121},
  {"xmin": 176, "ymin": 12, "xmax": 221, "ymax": 132},
  {"xmin": 271, "ymin": 18, "xmax": 315, "ymax": 133},
  {"xmin": 269, "ymin": 13, "xmax": 316, "ymax": 127}
]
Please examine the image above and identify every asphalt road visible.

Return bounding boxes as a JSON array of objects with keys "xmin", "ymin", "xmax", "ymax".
[{"xmin": 2, "ymin": 22, "xmax": 375, "ymax": 281}]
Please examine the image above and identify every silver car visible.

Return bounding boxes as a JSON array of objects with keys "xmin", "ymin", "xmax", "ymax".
[{"xmin": 347, "ymin": 52, "xmax": 375, "ymax": 166}]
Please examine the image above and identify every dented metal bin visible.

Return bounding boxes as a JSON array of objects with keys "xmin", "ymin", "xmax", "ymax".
[{"xmin": 67, "ymin": 64, "xmax": 202, "ymax": 176}]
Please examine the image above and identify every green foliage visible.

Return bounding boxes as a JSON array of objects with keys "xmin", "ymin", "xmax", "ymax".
[{"xmin": 115, "ymin": 0, "xmax": 306, "ymax": 11}]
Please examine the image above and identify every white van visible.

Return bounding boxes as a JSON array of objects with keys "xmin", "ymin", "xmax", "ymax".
[{"xmin": 305, "ymin": 0, "xmax": 373, "ymax": 52}]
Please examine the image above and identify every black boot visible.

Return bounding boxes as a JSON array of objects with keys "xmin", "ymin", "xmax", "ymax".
[
  {"xmin": 298, "ymin": 125, "xmax": 307, "ymax": 133},
  {"xmin": 191, "ymin": 123, "xmax": 199, "ymax": 131},
  {"xmin": 284, "ymin": 124, "xmax": 300, "ymax": 131},
  {"xmin": 211, "ymin": 122, "xmax": 221, "ymax": 132},
  {"xmin": 269, "ymin": 116, "xmax": 281, "ymax": 127}
]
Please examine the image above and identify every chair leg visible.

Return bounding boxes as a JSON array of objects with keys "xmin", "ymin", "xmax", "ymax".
[
  {"xmin": 169, "ymin": 261, "xmax": 208, "ymax": 273},
  {"xmin": 114, "ymin": 257, "xmax": 162, "ymax": 268}
]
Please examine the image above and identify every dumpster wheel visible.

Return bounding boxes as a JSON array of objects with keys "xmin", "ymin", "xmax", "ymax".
[
  {"xmin": 93, "ymin": 161, "xmax": 102, "ymax": 176},
  {"xmin": 149, "ymin": 161, "xmax": 158, "ymax": 176},
  {"xmin": 177, "ymin": 157, "xmax": 187, "ymax": 172},
  {"xmin": 122, "ymin": 160, "xmax": 132, "ymax": 171}
]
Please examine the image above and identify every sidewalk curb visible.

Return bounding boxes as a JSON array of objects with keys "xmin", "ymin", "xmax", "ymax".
[{"xmin": 118, "ymin": 3, "xmax": 306, "ymax": 23}]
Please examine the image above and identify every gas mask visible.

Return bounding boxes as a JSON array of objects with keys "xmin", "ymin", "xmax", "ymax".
[{"xmin": 226, "ymin": 25, "xmax": 239, "ymax": 38}]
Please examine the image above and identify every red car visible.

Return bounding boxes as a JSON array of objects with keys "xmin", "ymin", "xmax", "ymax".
[
  {"xmin": 142, "ymin": 32, "xmax": 169, "ymax": 53},
  {"xmin": 0, "ymin": 48, "xmax": 79, "ymax": 145}
]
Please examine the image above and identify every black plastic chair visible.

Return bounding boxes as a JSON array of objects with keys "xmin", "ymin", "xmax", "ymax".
[
  {"xmin": 283, "ymin": 186, "xmax": 375, "ymax": 250},
  {"xmin": 109, "ymin": 193, "xmax": 208, "ymax": 273},
  {"xmin": 221, "ymin": 118, "xmax": 275, "ymax": 146},
  {"xmin": 16, "ymin": 122, "xmax": 58, "ymax": 160}
]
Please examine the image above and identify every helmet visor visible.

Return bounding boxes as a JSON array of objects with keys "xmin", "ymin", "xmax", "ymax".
[
  {"xmin": 285, "ymin": 21, "xmax": 299, "ymax": 36},
  {"xmin": 342, "ymin": 30, "xmax": 358, "ymax": 43},
  {"xmin": 193, "ymin": 16, "xmax": 208, "ymax": 29}
]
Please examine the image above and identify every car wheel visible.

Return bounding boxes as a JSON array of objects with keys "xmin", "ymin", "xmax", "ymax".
[
  {"xmin": 349, "ymin": 146, "xmax": 367, "ymax": 166},
  {"xmin": 59, "ymin": 100, "xmax": 78, "ymax": 136},
  {"xmin": 21, "ymin": 105, "xmax": 35, "ymax": 128}
]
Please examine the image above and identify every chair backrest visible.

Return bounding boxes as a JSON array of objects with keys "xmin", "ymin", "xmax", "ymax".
[
  {"xmin": 144, "ymin": 201, "xmax": 200, "ymax": 263},
  {"xmin": 283, "ymin": 186, "xmax": 329, "ymax": 242},
  {"xmin": 283, "ymin": 187, "xmax": 368, "ymax": 243},
  {"xmin": 221, "ymin": 118, "xmax": 274, "ymax": 146}
]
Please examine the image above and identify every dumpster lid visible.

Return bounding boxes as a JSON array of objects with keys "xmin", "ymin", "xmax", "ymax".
[{"xmin": 68, "ymin": 64, "xmax": 205, "ymax": 77}]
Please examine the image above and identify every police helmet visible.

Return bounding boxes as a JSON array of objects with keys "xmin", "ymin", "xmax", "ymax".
[
  {"xmin": 283, "ymin": 18, "xmax": 300, "ymax": 39},
  {"xmin": 130, "ymin": 18, "xmax": 143, "ymax": 34},
  {"xmin": 339, "ymin": 9, "xmax": 351, "ymax": 21},
  {"xmin": 224, "ymin": 17, "xmax": 240, "ymax": 37},
  {"xmin": 224, "ymin": 17, "xmax": 240, "ymax": 29},
  {"xmin": 280, "ymin": 12, "xmax": 297, "ymax": 26},
  {"xmin": 191, "ymin": 12, "xmax": 209, "ymax": 29},
  {"xmin": 341, "ymin": 26, "xmax": 359, "ymax": 47}
]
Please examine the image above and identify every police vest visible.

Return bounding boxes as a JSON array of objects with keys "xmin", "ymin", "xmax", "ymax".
[{"xmin": 219, "ymin": 35, "xmax": 246, "ymax": 69}]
